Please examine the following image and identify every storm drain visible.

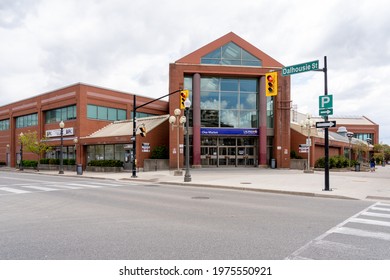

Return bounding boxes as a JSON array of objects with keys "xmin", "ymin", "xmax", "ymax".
[
  {"xmin": 240, "ymin": 182, "xmax": 252, "ymax": 185},
  {"xmin": 191, "ymin": 196, "xmax": 210, "ymax": 200}
]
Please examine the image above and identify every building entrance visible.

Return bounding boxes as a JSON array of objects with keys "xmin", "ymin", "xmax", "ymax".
[{"xmin": 200, "ymin": 137, "xmax": 257, "ymax": 167}]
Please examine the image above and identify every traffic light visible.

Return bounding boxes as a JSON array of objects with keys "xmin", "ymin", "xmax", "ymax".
[
  {"xmin": 265, "ymin": 72, "xmax": 278, "ymax": 96},
  {"xmin": 140, "ymin": 126, "xmax": 147, "ymax": 137},
  {"xmin": 180, "ymin": 90, "xmax": 189, "ymax": 109}
]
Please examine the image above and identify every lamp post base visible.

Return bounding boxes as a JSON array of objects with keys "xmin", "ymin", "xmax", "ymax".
[
  {"xmin": 59, "ymin": 170, "xmax": 64, "ymax": 174},
  {"xmin": 303, "ymin": 169, "xmax": 314, "ymax": 173},
  {"xmin": 184, "ymin": 174, "xmax": 191, "ymax": 182}
]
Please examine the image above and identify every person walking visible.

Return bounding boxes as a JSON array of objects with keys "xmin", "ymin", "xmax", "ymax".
[{"xmin": 370, "ymin": 157, "xmax": 376, "ymax": 172}]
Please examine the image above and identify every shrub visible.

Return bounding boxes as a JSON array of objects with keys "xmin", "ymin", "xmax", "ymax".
[
  {"xmin": 0, "ymin": 161, "xmax": 6, "ymax": 166},
  {"xmin": 315, "ymin": 156, "xmax": 351, "ymax": 169},
  {"xmin": 21, "ymin": 160, "xmax": 38, "ymax": 168},
  {"xmin": 150, "ymin": 145, "xmax": 169, "ymax": 159},
  {"xmin": 88, "ymin": 160, "xmax": 123, "ymax": 167},
  {"xmin": 40, "ymin": 158, "xmax": 50, "ymax": 164},
  {"xmin": 290, "ymin": 150, "xmax": 303, "ymax": 159},
  {"xmin": 49, "ymin": 158, "xmax": 60, "ymax": 165}
]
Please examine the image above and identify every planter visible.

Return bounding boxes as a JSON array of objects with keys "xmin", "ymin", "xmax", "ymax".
[
  {"xmin": 38, "ymin": 164, "xmax": 76, "ymax": 171},
  {"xmin": 86, "ymin": 166, "xmax": 123, "ymax": 172},
  {"xmin": 143, "ymin": 159, "xmax": 169, "ymax": 172}
]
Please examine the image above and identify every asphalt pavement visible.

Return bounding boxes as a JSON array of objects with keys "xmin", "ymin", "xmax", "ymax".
[{"xmin": 2, "ymin": 164, "xmax": 389, "ymax": 201}]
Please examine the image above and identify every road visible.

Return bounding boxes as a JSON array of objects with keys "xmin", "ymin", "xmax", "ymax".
[{"xmin": 0, "ymin": 171, "xmax": 389, "ymax": 260}]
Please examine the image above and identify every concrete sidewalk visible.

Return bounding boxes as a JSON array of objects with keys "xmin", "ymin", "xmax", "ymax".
[{"xmin": 3, "ymin": 165, "xmax": 389, "ymax": 201}]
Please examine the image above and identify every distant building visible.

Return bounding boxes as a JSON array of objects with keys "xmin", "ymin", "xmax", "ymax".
[{"xmin": 291, "ymin": 111, "xmax": 377, "ymax": 167}]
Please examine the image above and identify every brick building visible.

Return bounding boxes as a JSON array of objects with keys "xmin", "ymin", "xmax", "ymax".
[
  {"xmin": 0, "ymin": 83, "xmax": 168, "ymax": 169},
  {"xmin": 168, "ymin": 32, "xmax": 292, "ymax": 169}
]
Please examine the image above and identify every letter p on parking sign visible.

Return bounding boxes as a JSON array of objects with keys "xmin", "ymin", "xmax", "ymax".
[{"xmin": 319, "ymin": 95, "xmax": 333, "ymax": 109}]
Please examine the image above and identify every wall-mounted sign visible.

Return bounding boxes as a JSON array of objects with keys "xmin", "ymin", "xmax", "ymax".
[
  {"xmin": 142, "ymin": 143, "xmax": 150, "ymax": 152},
  {"xmin": 200, "ymin": 128, "xmax": 259, "ymax": 136},
  {"xmin": 46, "ymin": 127, "xmax": 74, "ymax": 138}
]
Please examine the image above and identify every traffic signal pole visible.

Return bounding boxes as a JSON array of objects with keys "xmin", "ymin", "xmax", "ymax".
[{"xmin": 131, "ymin": 89, "xmax": 182, "ymax": 178}]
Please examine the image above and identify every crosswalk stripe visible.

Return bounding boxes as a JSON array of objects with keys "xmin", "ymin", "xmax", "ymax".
[
  {"xmin": 87, "ymin": 182, "xmax": 121, "ymax": 186},
  {"xmin": 371, "ymin": 206, "xmax": 390, "ymax": 212},
  {"xmin": 45, "ymin": 184, "xmax": 82, "ymax": 190},
  {"xmin": 349, "ymin": 217, "xmax": 390, "ymax": 227},
  {"xmin": 333, "ymin": 227, "xmax": 390, "ymax": 241},
  {"xmin": 0, "ymin": 187, "xmax": 31, "ymax": 194},
  {"xmin": 68, "ymin": 183, "xmax": 101, "ymax": 188},
  {"xmin": 18, "ymin": 185, "xmax": 58, "ymax": 191},
  {"xmin": 361, "ymin": 212, "xmax": 390, "ymax": 219}
]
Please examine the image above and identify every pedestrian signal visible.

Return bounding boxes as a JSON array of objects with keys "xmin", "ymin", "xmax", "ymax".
[
  {"xmin": 265, "ymin": 72, "xmax": 278, "ymax": 96},
  {"xmin": 180, "ymin": 90, "xmax": 189, "ymax": 109}
]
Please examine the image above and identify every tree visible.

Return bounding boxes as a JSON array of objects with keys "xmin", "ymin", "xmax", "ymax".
[
  {"xmin": 19, "ymin": 131, "xmax": 52, "ymax": 170},
  {"xmin": 352, "ymin": 141, "xmax": 368, "ymax": 163}
]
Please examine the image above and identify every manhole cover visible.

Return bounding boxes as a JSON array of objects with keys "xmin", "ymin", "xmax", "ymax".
[{"xmin": 191, "ymin": 196, "xmax": 210, "ymax": 200}]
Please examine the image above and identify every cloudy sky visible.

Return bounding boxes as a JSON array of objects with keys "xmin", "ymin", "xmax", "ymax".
[{"xmin": 1, "ymin": 0, "xmax": 389, "ymax": 142}]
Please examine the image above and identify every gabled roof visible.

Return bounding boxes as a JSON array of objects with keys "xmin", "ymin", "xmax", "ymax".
[
  {"xmin": 175, "ymin": 32, "xmax": 283, "ymax": 67},
  {"xmin": 82, "ymin": 115, "xmax": 169, "ymax": 139}
]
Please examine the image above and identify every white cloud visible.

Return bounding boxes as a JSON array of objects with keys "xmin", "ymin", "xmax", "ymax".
[{"xmin": 0, "ymin": 0, "xmax": 389, "ymax": 142}]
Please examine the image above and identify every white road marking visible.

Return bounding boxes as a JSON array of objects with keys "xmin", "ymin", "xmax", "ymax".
[
  {"xmin": 349, "ymin": 217, "xmax": 390, "ymax": 227},
  {"xmin": 0, "ymin": 187, "xmax": 31, "ymax": 194},
  {"xmin": 18, "ymin": 185, "xmax": 57, "ymax": 192},
  {"xmin": 333, "ymin": 227, "xmax": 390, "ymax": 241}
]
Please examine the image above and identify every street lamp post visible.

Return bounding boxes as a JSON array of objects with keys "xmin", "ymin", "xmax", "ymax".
[
  {"xmin": 184, "ymin": 98, "xmax": 192, "ymax": 182},
  {"xmin": 73, "ymin": 137, "xmax": 78, "ymax": 174},
  {"xmin": 366, "ymin": 138, "xmax": 372, "ymax": 162},
  {"xmin": 19, "ymin": 132, "xmax": 24, "ymax": 171},
  {"xmin": 59, "ymin": 121, "xmax": 65, "ymax": 174},
  {"xmin": 346, "ymin": 131, "xmax": 354, "ymax": 167},
  {"xmin": 169, "ymin": 108, "xmax": 186, "ymax": 176},
  {"xmin": 300, "ymin": 114, "xmax": 315, "ymax": 173}
]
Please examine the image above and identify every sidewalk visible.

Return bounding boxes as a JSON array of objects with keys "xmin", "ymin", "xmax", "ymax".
[{"xmin": 3, "ymin": 165, "xmax": 389, "ymax": 201}]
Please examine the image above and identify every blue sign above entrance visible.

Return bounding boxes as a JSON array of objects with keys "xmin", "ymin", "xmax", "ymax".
[{"xmin": 201, "ymin": 128, "xmax": 259, "ymax": 136}]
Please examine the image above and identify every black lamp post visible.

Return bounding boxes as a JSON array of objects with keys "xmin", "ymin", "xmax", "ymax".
[
  {"xmin": 59, "ymin": 121, "xmax": 64, "ymax": 174},
  {"xmin": 19, "ymin": 132, "xmax": 24, "ymax": 171},
  {"xmin": 184, "ymin": 98, "xmax": 192, "ymax": 182},
  {"xmin": 346, "ymin": 131, "xmax": 354, "ymax": 167}
]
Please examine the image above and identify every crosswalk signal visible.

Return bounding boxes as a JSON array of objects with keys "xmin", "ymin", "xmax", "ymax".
[
  {"xmin": 140, "ymin": 126, "xmax": 147, "ymax": 137},
  {"xmin": 265, "ymin": 72, "xmax": 278, "ymax": 96},
  {"xmin": 180, "ymin": 90, "xmax": 189, "ymax": 109}
]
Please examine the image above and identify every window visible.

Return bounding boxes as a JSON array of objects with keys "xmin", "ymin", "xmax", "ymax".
[
  {"xmin": 45, "ymin": 105, "xmax": 76, "ymax": 124},
  {"xmin": 87, "ymin": 105, "xmax": 127, "ymax": 121},
  {"xmin": 200, "ymin": 77, "xmax": 258, "ymax": 128},
  {"xmin": 87, "ymin": 144, "xmax": 125, "ymax": 162},
  {"xmin": 15, "ymin": 113, "xmax": 38, "ymax": 128},
  {"xmin": 201, "ymin": 42, "xmax": 262, "ymax": 66},
  {"xmin": 0, "ymin": 119, "xmax": 9, "ymax": 131}
]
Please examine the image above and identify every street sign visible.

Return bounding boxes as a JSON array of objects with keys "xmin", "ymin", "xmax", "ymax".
[
  {"xmin": 319, "ymin": 108, "xmax": 333, "ymax": 116},
  {"xmin": 282, "ymin": 60, "xmax": 319, "ymax": 76},
  {"xmin": 316, "ymin": 121, "xmax": 336, "ymax": 128},
  {"xmin": 298, "ymin": 144, "xmax": 309, "ymax": 153},
  {"xmin": 319, "ymin": 95, "xmax": 333, "ymax": 116}
]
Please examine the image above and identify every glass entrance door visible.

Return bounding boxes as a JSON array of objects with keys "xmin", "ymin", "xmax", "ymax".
[{"xmin": 201, "ymin": 137, "xmax": 257, "ymax": 167}]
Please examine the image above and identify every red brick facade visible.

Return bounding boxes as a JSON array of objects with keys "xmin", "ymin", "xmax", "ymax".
[
  {"xmin": 168, "ymin": 32, "xmax": 292, "ymax": 168},
  {"xmin": 0, "ymin": 83, "xmax": 168, "ymax": 168}
]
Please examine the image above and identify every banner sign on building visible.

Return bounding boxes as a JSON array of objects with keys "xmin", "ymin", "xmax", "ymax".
[
  {"xmin": 200, "ymin": 128, "xmax": 259, "ymax": 136},
  {"xmin": 46, "ymin": 127, "xmax": 74, "ymax": 138}
]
